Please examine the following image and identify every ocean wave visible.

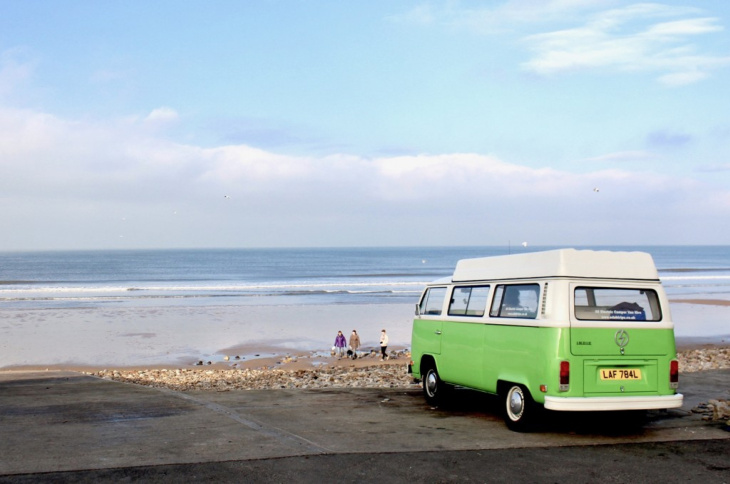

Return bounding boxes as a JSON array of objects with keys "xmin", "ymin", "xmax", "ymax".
[
  {"xmin": 2, "ymin": 274, "xmax": 729, "ymax": 298},
  {"xmin": 0, "ymin": 280, "xmax": 429, "ymax": 294},
  {"xmin": 0, "ymin": 288, "xmax": 423, "ymax": 303},
  {"xmin": 659, "ymin": 268, "xmax": 730, "ymax": 273},
  {"xmin": 659, "ymin": 275, "xmax": 730, "ymax": 281}
]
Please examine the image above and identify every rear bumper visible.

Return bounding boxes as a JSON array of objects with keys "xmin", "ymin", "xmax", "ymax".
[{"xmin": 544, "ymin": 393, "xmax": 683, "ymax": 411}]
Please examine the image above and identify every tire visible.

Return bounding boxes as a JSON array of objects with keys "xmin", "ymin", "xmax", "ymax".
[
  {"xmin": 422, "ymin": 365, "xmax": 450, "ymax": 407},
  {"xmin": 503, "ymin": 384, "xmax": 536, "ymax": 432}
]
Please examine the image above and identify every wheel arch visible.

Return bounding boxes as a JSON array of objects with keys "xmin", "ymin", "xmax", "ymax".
[
  {"xmin": 420, "ymin": 354, "xmax": 437, "ymax": 373},
  {"xmin": 497, "ymin": 374, "xmax": 541, "ymax": 403}
]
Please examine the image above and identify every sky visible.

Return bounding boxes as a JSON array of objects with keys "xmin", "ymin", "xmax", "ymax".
[{"xmin": 1, "ymin": 0, "xmax": 729, "ymax": 251}]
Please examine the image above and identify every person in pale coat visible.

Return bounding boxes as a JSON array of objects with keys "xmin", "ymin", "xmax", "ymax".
[
  {"xmin": 379, "ymin": 329, "xmax": 389, "ymax": 360},
  {"xmin": 348, "ymin": 329, "xmax": 361, "ymax": 359}
]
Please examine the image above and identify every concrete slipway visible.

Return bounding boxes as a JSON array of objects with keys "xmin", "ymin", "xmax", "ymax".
[{"xmin": 1, "ymin": 370, "xmax": 728, "ymax": 482}]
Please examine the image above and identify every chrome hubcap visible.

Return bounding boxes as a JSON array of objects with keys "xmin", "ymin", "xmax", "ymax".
[
  {"xmin": 426, "ymin": 371, "xmax": 437, "ymax": 397},
  {"xmin": 508, "ymin": 388, "xmax": 524, "ymax": 419}
]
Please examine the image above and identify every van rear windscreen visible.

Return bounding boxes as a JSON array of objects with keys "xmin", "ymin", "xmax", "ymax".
[{"xmin": 574, "ymin": 287, "xmax": 661, "ymax": 321}]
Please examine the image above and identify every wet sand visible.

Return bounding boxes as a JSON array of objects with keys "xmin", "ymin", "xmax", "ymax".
[
  {"xmin": 1, "ymin": 298, "xmax": 728, "ymax": 372},
  {"xmin": 671, "ymin": 299, "xmax": 730, "ymax": 306}
]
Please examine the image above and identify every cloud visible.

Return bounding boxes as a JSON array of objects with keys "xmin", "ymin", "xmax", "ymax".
[
  {"xmin": 209, "ymin": 117, "xmax": 309, "ymax": 149},
  {"xmin": 143, "ymin": 107, "xmax": 180, "ymax": 128},
  {"xmin": 0, "ymin": 48, "xmax": 36, "ymax": 99},
  {"xmin": 1, "ymin": 105, "xmax": 729, "ymax": 249},
  {"xmin": 521, "ymin": 4, "xmax": 730, "ymax": 85},
  {"xmin": 696, "ymin": 163, "xmax": 730, "ymax": 173},
  {"xmin": 395, "ymin": 2, "xmax": 729, "ymax": 85},
  {"xmin": 393, "ymin": 0, "xmax": 610, "ymax": 32},
  {"xmin": 390, "ymin": 4, "xmax": 436, "ymax": 26},
  {"xmin": 582, "ymin": 150, "xmax": 659, "ymax": 163},
  {"xmin": 646, "ymin": 129, "xmax": 693, "ymax": 148}
]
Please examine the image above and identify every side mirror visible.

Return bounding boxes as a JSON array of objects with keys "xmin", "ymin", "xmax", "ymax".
[{"xmin": 415, "ymin": 303, "xmax": 421, "ymax": 316}]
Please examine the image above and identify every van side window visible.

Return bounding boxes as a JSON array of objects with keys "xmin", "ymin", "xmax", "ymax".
[
  {"xmin": 574, "ymin": 287, "xmax": 661, "ymax": 321},
  {"xmin": 448, "ymin": 286, "xmax": 490, "ymax": 317},
  {"xmin": 489, "ymin": 284, "xmax": 540, "ymax": 319},
  {"xmin": 420, "ymin": 287, "xmax": 447, "ymax": 316}
]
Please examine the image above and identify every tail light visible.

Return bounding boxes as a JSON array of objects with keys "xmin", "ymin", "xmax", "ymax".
[
  {"xmin": 670, "ymin": 360, "xmax": 679, "ymax": 389},
  {"xmin": 559, "ymin": 361, "xmax": 570, "ymax": 391}
]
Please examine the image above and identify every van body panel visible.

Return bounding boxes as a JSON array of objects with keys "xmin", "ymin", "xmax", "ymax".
[
  {"xmin": 412, "ymin": 318, "xmax": 442, "ymax": 357},
  {"xmin": 570, "ymin": 328, "xmax": 675, "ymax": 356},
  {"xmin": 439, "ymin": 320, "xmax": 484, "ymax": 388},
  {"xmin": 483, "ymin": 325, "xmax": 563, "ymax": 403}
]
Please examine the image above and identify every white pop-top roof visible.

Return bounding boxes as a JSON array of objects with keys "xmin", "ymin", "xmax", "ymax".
[{"xmin": 451, "ymin": 249, "xmax": 659, "ymax": 282}]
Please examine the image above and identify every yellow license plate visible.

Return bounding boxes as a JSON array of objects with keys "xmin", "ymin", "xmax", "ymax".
[{"xmin": 600, "ymin": 368, "xmax": 642, "ymax": 380}]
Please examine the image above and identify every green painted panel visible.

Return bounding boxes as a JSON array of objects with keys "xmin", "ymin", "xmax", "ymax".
[
  {"xmin": 411, "ymin": 318, "xmax": 442, "ymax": 377},
  {"xmin": 570, "ymin": 328, "xmax": 676, "ymax": 356},
  {"xmin": 439, "ymin": 321, "xmax": 484, "ymax": 388}
]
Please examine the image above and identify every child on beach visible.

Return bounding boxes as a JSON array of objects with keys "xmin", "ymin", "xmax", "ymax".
[
  {"xmin": 348, "ymin": 329, "xmax": 361, "ymax": 359},
  {"xmin": 334, "ymin": 331, "xmax": 347, "ymax": 359},
  {"xmin": 380, "ymin": 329, "xmax": 389, "ymax": 361}
]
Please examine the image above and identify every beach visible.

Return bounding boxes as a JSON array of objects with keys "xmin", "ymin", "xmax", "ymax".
[
  {"xmin": 0, "ymin": 298, "xmax": 730, "ymax": 370},
  {"xmin": 0, "ymin": 297, "xmax": 725, "ymax": 393},
  {"xmin": 1, "ymin": 247, "xmax": 729, "ymax": 384},
  {"xmin": 77, "ymin": 344, "xmax": 730, "ymax": 393},
  {"xmin": 0, "ymin": 303, "xmax": 415, "ymax": 369},
  {"xmin": 1, "ymin": 297, "xmax": 728, "ymax": 371}
]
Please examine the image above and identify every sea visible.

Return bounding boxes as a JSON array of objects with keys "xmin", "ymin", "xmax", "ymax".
[
  {"xmin": 1, "ymin": 246, "xmax": 728, "ymax": 367},
  {"xmin": 1, "ymin": 245, "xmax": 729, "ymax": 310}
]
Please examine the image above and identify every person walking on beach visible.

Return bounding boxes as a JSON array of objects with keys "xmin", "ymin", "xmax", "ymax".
[
  {"xmin": 348, "ymin": 329, "xmax": 361, "ymax": 359},
  {"xmin": 379, "ymin": 329, "xmax": 389, "ymax": 361},
  {"xmin": 334, "ymin": 331, "xmax": 347, "ymax": 359}
]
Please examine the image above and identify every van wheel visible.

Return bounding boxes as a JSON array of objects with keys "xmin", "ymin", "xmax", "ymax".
[
  {"xmin": 423, "ymin": 366, "xmax": 450, "ymax": 407},
  {"xmin": 503, "ymin": 384, "xmax": 535, "ymax": 432}
]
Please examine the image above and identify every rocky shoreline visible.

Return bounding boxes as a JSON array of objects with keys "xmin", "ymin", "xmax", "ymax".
[{"xmin": 84, "ymin": 347, "xmax": 730, "ymax": 392}]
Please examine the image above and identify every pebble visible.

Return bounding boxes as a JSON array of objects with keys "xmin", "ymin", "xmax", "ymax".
[
  {"xmin": 677, "ymin": 347, "xmax": 730, "ymax": 373},
  {"xmin": 84, "ymin": 348, "xmax": 729, "ymax": 393},
  {"xmin": 86, "ymin": 365, "xmax": 417, "ymax": 392}
]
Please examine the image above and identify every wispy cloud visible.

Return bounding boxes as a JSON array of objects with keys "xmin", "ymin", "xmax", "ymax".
[
  {"xmin": 646, "ymin": 129, "xmax": 693, "ymax": 148},
  {"xmin": 582, "ymin": 150, "xmax": 659, "ymax": 163},
  {"xmin": 395, "ymin": 2, "xmax": 729, "ymax": 85},
  {"xmin": 0, "ymin": 48, "xmax": 35, "ymax": 99},
  {"xmin": 393, "ymin": 0, "xmax": 609, "ymax": 32},
  {"xmin": 521, "ymin": 4, "xmax": 730, "ymax": 85},
  {"xmin": 696, "ymin": 163, "xmax": 730, "ymax": 172},
  {"xmin": 144, "ymin": 107, "xmax": 179, "ymax": 126}
]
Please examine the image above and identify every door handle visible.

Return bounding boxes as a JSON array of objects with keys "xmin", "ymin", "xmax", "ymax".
[{"xmin": 434, "ymin": 330, "xmax": 442, "ymax": 335}]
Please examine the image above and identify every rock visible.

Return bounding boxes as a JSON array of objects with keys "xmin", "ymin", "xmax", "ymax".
[
  {"xmin": 83, "ymin": 346, "xmax": 725, "ymax": 394},
  {"xmin": 709, "ymin": 399, "xmax": 730, "ymax": 420}
]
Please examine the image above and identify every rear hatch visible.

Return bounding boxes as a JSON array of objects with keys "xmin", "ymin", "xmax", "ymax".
[
  {"xmin": 571, "ymin": 284, "xmax": 674, "ymax": 395},
  {"xmin": 571, "ymin": 327, "xmax": 675, "ymax": 394}
]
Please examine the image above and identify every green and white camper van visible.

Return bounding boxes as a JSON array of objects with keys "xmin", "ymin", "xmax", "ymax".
[{"xmin": 409, "ymin": 249, "xmax": 683, "ymax": 431}]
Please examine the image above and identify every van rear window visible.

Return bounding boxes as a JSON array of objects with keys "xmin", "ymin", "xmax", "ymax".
[{"xmin": 574, "ymin": 287, "xmax": 662, "ymax": 321}]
